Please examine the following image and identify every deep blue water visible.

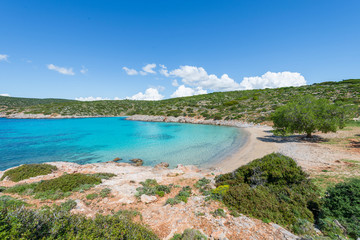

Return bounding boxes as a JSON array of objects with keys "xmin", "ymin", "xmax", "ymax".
[{"xmin": 0, "ymin": 117, "xmax": 247, "ymax": 170}]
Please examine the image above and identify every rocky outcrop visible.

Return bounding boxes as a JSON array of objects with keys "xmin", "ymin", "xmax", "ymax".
[
  {"xmin": 0, "ymin": 161, "xmax": 298, "ymax": 240},
  {"xmin": 141, "ymin": 194, "xmax": 157, "ymax": 204},
  {"xmin": 130, "ymin": 158, "xmax": 144, "ymax": 166},
  {"xmin": 113, "ymin": 157, "xmax": 122, "ymax": 162},
  {"xmin": 126, "ymin": 115, "xmax": 258, "ymax": 128},
  {"xmin": 155, "ymin": 162, "xmax": 169, "ymax": 168}
]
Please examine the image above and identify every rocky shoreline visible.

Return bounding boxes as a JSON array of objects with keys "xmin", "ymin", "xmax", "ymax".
[{"xmin": 126, "ymin": 115, "xmax": 261, "ymax": 128}]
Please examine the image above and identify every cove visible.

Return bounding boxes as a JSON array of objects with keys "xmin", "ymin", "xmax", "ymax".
[{"xmin": 0, "ymin": 117, "xmax": 247, "ymax": 170}]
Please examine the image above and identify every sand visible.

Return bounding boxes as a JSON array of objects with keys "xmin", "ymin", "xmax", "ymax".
[{"xmin": 214, "ymin": 126, "xmax": 279, "ymax": 172}]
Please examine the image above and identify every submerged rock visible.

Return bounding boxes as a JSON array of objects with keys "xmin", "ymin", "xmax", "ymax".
[
  {"xmin": 130, "ymin": 158, "xmax": 143, "ymax": 166},
  {"xmin": 113, "ymin": 157, "xmax": 122, "ymax": 162}
]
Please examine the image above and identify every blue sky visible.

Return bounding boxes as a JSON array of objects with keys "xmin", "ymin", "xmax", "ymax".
[{"xmin": 1, "ymin": 0, "xmax": 359, "ymax": 100}]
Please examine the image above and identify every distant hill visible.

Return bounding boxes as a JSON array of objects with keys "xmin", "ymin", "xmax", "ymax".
[{"xmin": 1, "ymin": 79, "xmax": 359, "ymax": 123}]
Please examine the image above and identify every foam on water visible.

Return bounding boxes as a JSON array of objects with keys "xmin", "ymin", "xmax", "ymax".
[{"xmin": 0, "ymin": 117, "xmax": 247, "ymax": 170}]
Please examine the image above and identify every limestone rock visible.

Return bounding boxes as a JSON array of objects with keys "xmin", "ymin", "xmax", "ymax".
[
  {"xmin": 130, "ymin": 158, "xmax": 143, "ymax": 166},
  {"xmin": 141, "ymin": 194, "xmax": 157, "ymax": 204},
  {"xmin": 155, "ymin": 162, "xmax": 169, "ymax": 168},
  {"xmin": 211, "ymin": 230, "xmax": 228, "ymax": 240},
  {"xmin": 113, "ymin": 157, "xmax": 122, "ymax": 162}
]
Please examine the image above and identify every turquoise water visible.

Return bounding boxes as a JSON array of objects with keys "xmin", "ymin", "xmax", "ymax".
[{"xmin": 0, "ymin": 117, "xmax": 247, "ymax": 171}]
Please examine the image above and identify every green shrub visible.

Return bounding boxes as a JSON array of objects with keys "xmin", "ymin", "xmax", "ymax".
[
  {"xmin": 1, "ymin": 164, "xmax": 57, "ymax": 182},
  {"xmin": 100, "ymin": 188, "xmax": 111, "ymax": 198},
  {"xmin": 136, "ymin": 179, "xmax": 171, "ymax": 197},
  {"xmin": 0, "ymin": 197, "xmax": 158, "ymax": 239},
  {"xmin": 319, "ymin": 178, "xmax": 360, "ymax": 239},
  {"xmin": 211, "ymin": 208, "xmax": 226, "ymax": 218},
  {"xmin": 166, "ymin": 186, "xmax": 192, "ymax": 206},
  {"xmin": 5, "ymin": 173, "xmax": 102, "ymax": 200},
  {"xmin": 86, "ymin": 193, "xmax": 99, "ymax": 200},
  {"xmin": 89, "ymin": 172, "xmax": 116, "ymax": 180},
  {"xmin": 216, "ymin": 153, "xmax": 321, "ymax": 231},
  {"xmin": 170, "ymin": 229, "xmax": 207, "ymax": 240},
  {"xmin": 35, "ymin": 173, "xmax": 101, "ymax": 193}
]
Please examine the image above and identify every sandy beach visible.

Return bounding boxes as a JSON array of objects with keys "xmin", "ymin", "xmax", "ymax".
[
  {"xmin": 216, "ymin": 125, "xmax": 360, "ymax": 176},
  {"xmin": 214, "ymin": 126, "xmax": 279, "ymax": 172}
]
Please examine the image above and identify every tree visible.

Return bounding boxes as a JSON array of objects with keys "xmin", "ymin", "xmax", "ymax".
[{"xmin": 271, "ymin": 95, "xmax": 351, "ymax": 138}]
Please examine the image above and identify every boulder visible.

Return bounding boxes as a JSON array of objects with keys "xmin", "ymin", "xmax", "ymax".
[
  {"xmin": 113, "ymin": 157, "xmax": 122, "ymax": 162},
  {"xmin": 130, "ymin": 158, "xmax": 143, "ymax": 166},
  {"xmin": 140, "ymin": 194, "xmax": 157, "ymax": 204},
  {"xmin": 211, "ymin": 230, "xmax": 228, "ymax": 240},
  {"xmin": 155, "ymin": 162, "xmax": 169, "ymax": 168}
]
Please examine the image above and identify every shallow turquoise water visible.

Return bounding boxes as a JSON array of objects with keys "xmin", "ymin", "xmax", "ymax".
[{"xmin": 0, "ymin": 117, "xmax": 247, "ymax": 170}]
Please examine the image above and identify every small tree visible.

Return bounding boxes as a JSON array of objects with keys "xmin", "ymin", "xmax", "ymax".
[{"xmin": 272, "ymin": 95, "xmax": 351, "ymax": 138}]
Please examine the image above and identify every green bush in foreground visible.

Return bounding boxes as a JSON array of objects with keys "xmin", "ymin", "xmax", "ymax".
[
  {"xmin": 1, "ymin": 164, "xmax": 57, "ymax": 182},
  {"xmin": 170, "ymin": 229, "xmax": 207, "ymax": 240},
  {"xmin": 0, "ymin": 197, "xmax": 158, "ymax": 239},
  {"xmin": 5, "ymin": 173, "xmax": 102, "ymax": 200},
  {"xmin": 318, "ymin": 178, "xmax": 360, "ymax": 239},
  {"xmin": 216, "ymin": 153, "xmax": 321, "ymax": 233}
]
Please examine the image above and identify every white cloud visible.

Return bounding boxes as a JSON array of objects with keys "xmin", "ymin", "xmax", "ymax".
[
  {"xmin": 142, "ymin": 63, "xmax": 156, "ymax": 74},
  {"xmin": 159, "ymin": 64, "xmax": 169, "ymax": 77},
  {"xmin": 122, "ymin": 67, "xmax": 138, "ymax": 75},
  {"xmin": 0, "ymin": 54, "xmax": 9, "ymax": 62},
  {"xmin": 169, "ymin": 65, "xmax": 240, "ymax": 91},
  {"xmin": 80, "ymin": 65, "xmax": 88, "ymax": 74},
  {"xmin": 239, "ymin": 71, "xmax": 306, "ymax": 90},
  {"xmin": 172, "ymin": 79, "xmax": 179, "ymax": 87},
  {"xmin": 0, "ymin": 93, "xmax": 10, "ymax": 97},
  {"xmin": 171, "ymin": 85, "xmax": 207, "ymax": 98},
  {"xmin": 47, "ymin": 64, "xmax": 75, "ymax": 75},
  {"xmin": 127, "ymin": 88, "xmax": 164, "ymax": 100}
]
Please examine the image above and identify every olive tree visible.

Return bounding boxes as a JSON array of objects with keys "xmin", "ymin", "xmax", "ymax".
[{"xmin": 272, "ymin": 95, "xmax": 351, "ymax": 138}]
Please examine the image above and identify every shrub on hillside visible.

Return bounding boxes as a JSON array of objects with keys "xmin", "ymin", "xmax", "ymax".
[
  {"xmin": 0, "ymin": 197, "xmax": 158, "ymax": 239},
  {"xmin": 34, "ymin": 173, "xmax": 101, "ymax": 192},
  {"xmin": 136, "ymin": 179, "xmax": 171, "ymax": 197},
  {"xmin": 1, "ymin": 164, "xmax": 57, "ymax": 182},
  {"xmin": 5, "ymin": 173, "xmax": 102, "ymax": 200},
  {"xmin": 318, "ymin": 178, "xmax": 360, "ymax": 239},
  {"xmin": 170, "ymin": 229, "xmax": 207, "ymax": 240},
  {"xmin": 215, "ymin": 153, "xmax": 321, "ymax": 233}
]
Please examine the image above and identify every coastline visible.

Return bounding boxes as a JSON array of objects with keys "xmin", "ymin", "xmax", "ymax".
[{"xmin": 0, "ymin": 113, "xmax": 277, "ymax": 172}]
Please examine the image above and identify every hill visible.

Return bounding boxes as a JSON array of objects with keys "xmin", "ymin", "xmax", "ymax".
[{"xmin": 1, "ymin": 79, "xmax": 359, "ymax": 123}]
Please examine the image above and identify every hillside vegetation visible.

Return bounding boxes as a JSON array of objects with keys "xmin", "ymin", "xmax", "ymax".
[{"xmin": 0, "ymin": 79, "xmax": 359, "ymax": 123}]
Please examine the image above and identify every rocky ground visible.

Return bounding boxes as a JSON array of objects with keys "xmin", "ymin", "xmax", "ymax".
[{"xmin": 0, "ymin": 161, "xmax": 299, "ymax": 240}]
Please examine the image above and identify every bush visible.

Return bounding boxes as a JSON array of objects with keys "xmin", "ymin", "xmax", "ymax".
[
  {"xmin": 170, "ymin": 229, "xmax": 207, "ymax": 240},
  {"xmin": 1, "ymin": 164, "xmax": 57, "ymax": 182},
  {"xmin": 211, "ymin": 208, "xmax": 226, "ymax": 218},
  {"xmin": 216, "ymin": 153, "xmax": 321, "ymax": 232},
  {"xmin": 35, "ymin": 173, "xmax": 101, "ymax": 193},
  {"xmin": 100, "ymin": 188, "xmax": 111, "ymax": 198},
  {"xmin": 0, "ymin": 198, "xmax": 158, "ymax": 239},
  {"xmin": 136, "ymin": 179, "xmax": 171, "ymax": 197},
  {"xmin": 166, "ymin": 186, "xmax": 192, "ymax": 205},
  {"xmin": 89, "ymin": 172, "xmax": 116, "ymax": 180},
  {"xmin": 86, "ymin": 193, "xmax": 98, "ymax": 200},
  {"xmin": 5, "ymin": 173, "xmax": 102, "ymax": 200},
  {"xmin": 319, "ymin": 178, "xmax": 360, "ymax": 239}
]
